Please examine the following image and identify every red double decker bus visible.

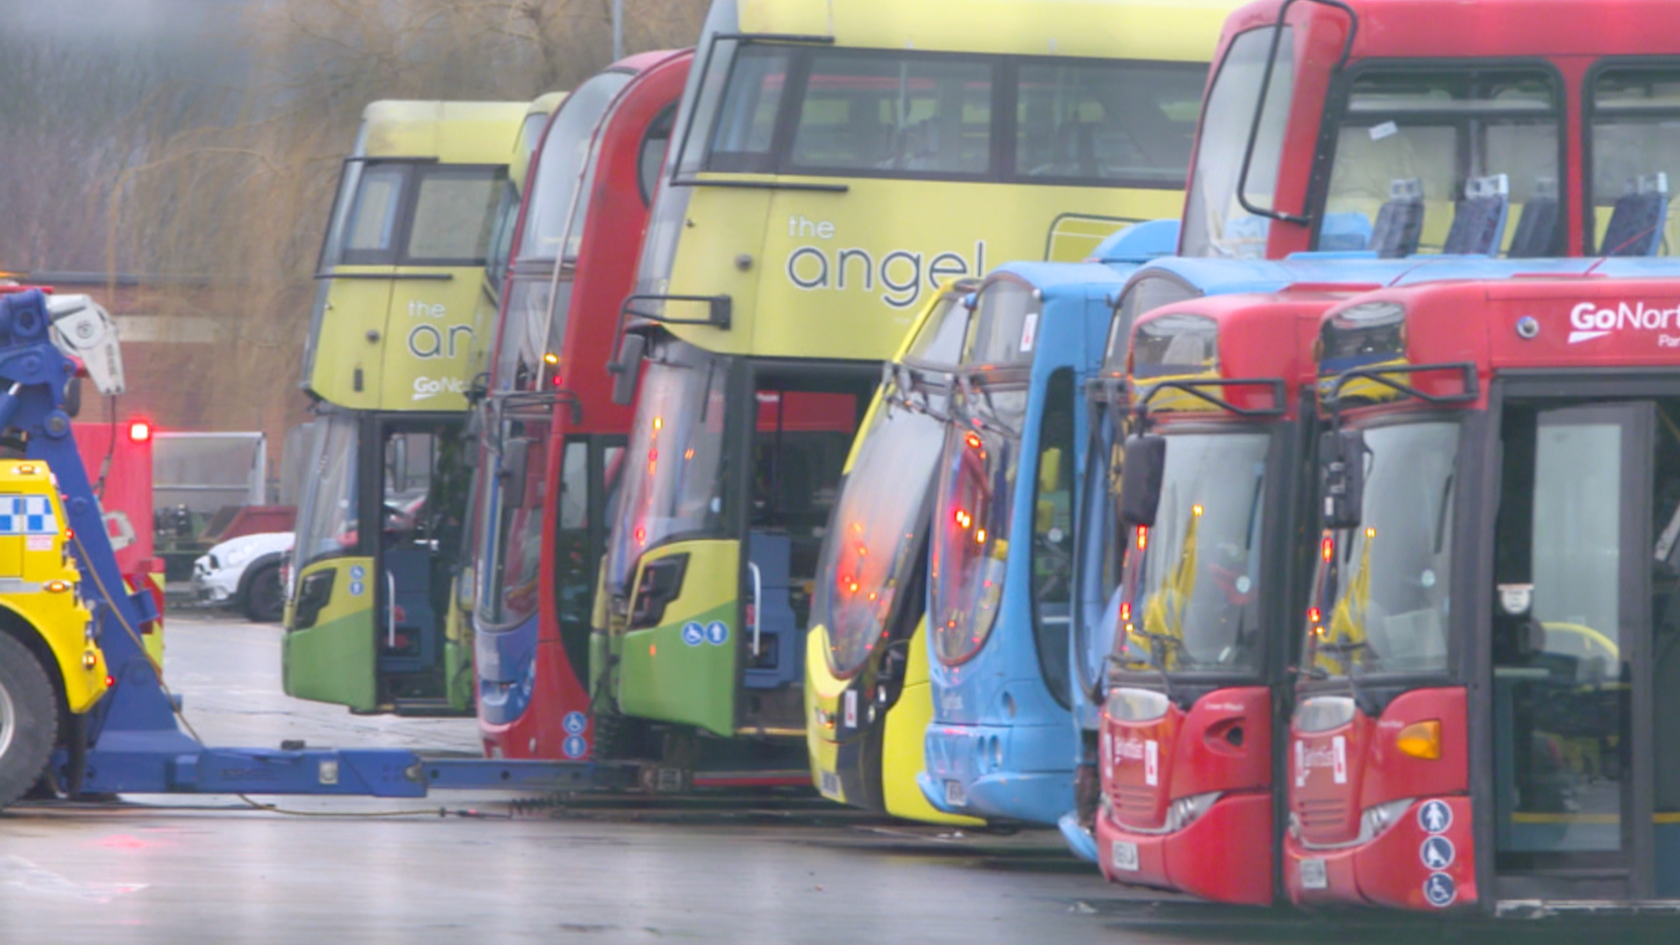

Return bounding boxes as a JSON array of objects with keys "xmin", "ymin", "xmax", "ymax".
[
  {"xmin": 472, "ymin": 50, "xmax": 691, "ymax": 761},
  {"xmin": 1173, "ymin": 0, "xmax": 1678, "ymax": 267}
]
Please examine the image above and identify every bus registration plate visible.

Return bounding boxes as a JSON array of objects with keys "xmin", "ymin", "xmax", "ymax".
[
  {"xmin": 1300, "ymin": 858, "xmax": 1328, "ymax": 889},
  {"xmin": 1111, "ymin": 841, "xmax": 1139, "ymax": 872},
  {"xmin": 944, "ymin": 780, "xmax": 967, "ymax": 808}
]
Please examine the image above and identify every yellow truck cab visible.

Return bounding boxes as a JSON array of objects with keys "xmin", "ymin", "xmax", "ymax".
[{"xmin": 0, "ymin": 460, "xmax": 105, "ymax": 806}]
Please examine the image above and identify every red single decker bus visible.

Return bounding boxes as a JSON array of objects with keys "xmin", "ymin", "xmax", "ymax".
[
  {"xmin": 1290, "ymin": 275, "xmax": 1680, "ymax": 913},
  {"xmin": 1093, "ymin": 289, "xmax": 1348, "ymax": 904}
]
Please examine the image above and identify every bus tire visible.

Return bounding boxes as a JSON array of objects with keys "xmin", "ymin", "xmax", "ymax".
[
  {"xmin": 0, "ymin": 632, "xmax": 59, "ymax": 810},
  {"xmin": 592, "ymin": 710, "xmax": 651, "ymax": 763}
]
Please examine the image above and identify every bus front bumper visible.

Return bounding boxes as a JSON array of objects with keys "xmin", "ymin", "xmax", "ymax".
[
  {"xmin": 1095, "ymin": 791, "xmax": 1272, "ymax": 905},
  {"xmin": 1282, "ymin": 795, "xmax": 1476, "ymax": 911},
  {"xmin": 918, "ymin": 721, "xmax": 1073, "ymax": 825}
]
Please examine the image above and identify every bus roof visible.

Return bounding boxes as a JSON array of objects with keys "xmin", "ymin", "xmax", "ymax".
[
  {"xmin": 1126, "ymin": 254, "xmax": 1680, "ymax": 303},
  {"xmin": 1324, "ymin": 274, "xmax": 1680, "ymax": 386},
  {"xmin": 513, "ymin": 93, "xmax": 570, "ymax": 191},
  {"xmin": 355, "ymin": 100, "xmax": 531, "ymax": 164},
  {"xmin": 734, "ymin": 0, "xmax": 1240, "ymax": 60},
  {"xmin": 1226, "ymin": 0, "xmax": 1680, "ymax": 58}
]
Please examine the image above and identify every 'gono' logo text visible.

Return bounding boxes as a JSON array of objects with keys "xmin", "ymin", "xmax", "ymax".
[{"xmin": 1568, "ymin": 300, "xmax": 1680, "ymax": 345}]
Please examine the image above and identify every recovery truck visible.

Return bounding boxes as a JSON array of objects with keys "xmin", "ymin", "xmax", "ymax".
[{"xmin": 0, "ymin": 287, "xmax": 627, "ymax": 810}]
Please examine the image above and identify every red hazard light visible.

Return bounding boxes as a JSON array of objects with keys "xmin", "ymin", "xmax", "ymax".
[{"xmin": 128, "ymin": 420, "xmax": 152, "ymax": 443}]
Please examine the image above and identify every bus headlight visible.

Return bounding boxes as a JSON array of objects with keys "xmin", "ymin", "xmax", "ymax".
[
  {"xmin": 1164, "ymin": 791, "xmax": 1221, "ymax": 832},
  {"xmin": 1358, "ymin": 797, "xmax": 1414, "ymax": 842}
]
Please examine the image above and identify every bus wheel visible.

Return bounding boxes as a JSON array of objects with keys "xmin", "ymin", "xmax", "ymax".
[
  {"xmin": 0, "ymin": 633, "xmax": 59, "ymax": 810},
  {"xmin": 243, "ymin": 563, "xmax": 284, "ymax": 623}
]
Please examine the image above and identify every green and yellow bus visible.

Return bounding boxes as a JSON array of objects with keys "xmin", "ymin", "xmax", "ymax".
[
  {"xmin": 286, "ymin": 99, "xmax": 532, "ymax": 715},
  {"xmin": 595, "ymin": 0, "xmax": 1232, "ymax": 785}
]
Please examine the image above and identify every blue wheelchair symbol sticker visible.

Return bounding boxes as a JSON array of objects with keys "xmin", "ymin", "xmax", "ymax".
[
  {"xmin": 1423, "ymin": 871, "xmax": 1456, "ymax": 908},
  {"xmin": 348, "ymin": 580, "xmax": 365, "ymax": 596},
  {"xmin": 681, "ymin": 622, "xmax": 705, "ymax": 647},
  {"xmin": 562, "ymin": 735, "xmax": 588, "ymax": 759},
  {"xmin": 1417, "ymin": 799, "xmax": 1453, "ymax": 834},
  {"xmin": 1420, "ymin": 835, "xmax": 1455, "ymax": 870},
  {"xmin": 562, "ymin": 711, "xmax": 587, "ymax": 735},
  {"xmin": 349, "ymin": 564, "xmax": 366, "ymax": 580},
  {"xmin": 706, "ymin": 621, "xmax": 729, "ymax": 646}
]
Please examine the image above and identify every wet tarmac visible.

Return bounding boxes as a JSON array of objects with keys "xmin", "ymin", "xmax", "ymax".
[{"xmin": 4, "ymin": 616, "xmax": 1679, "ymax": 943}]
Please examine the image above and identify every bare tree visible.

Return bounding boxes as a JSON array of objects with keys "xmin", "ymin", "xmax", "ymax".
[{"xmin": 78, "ymin": 0, "xmax": 705, "ymax": 446}]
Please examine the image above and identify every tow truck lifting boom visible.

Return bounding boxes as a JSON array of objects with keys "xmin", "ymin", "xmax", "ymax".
[{"xmin": 0, "ymin": 288, "xmax": 626, "ymax": 801}]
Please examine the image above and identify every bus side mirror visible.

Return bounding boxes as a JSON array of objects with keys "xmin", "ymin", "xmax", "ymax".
[
  {"xmin": 1118, "ymin": 434, "xmax": 1166, "ymax": 528},
  {"xmin": 609, "ymin": 333, "xmax": 646, "ymax": 406},
  {"xmin": 500, "ymin": 437, "xmax": 530, "ymax": 502},
  {"xmin": 1319, "ymin": 429, "xmax": 1366, "ymax": 529}
]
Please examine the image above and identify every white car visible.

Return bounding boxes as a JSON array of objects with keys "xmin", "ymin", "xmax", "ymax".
[{"xmin": 192, "ymin": 531, "xmax": 294, "ymax": 622}]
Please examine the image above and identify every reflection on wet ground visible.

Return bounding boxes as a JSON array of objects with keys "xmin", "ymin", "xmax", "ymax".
[{"xmin": 4, "ymin": 618, "xmax": 1680, "ymax": 943}]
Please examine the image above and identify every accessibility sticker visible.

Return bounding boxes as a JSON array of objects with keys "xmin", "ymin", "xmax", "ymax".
[
  {"xmin": 682, "ymin": 622, "xmax": 705, "ymax": 646},
  {"xmin": 1423, "ymin": 871, "xmax": 1456, "ymax": 908},
  {"xmin": 349, "ymin": 581, "xmax": 365, "ymax": 596},
  {"xmin": 349, "ymin": 564, "xmax": 366, "ymax": 580},
  {"xmin": 706, "ymin": 621, "xmax": 729, "ymax": 646},
  {"xmin": 562, "ymin": 711, "xmax": 587, "ymax": 735},
  {"xmin": 1420, "ymin": 835, "xmax": 1455, "ymax": 871},
  {"xmin": 562, "ymin": 735, "xmax": 587, "ymax": 759},
  {"xmin": 1418, "ymin": 799, "xmax": 1453, "ymax": 834}
]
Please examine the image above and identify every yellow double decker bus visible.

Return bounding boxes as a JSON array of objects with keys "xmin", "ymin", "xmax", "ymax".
[
  {"xmin": 594, "ymin": 0, "xmax": 1231, "ymax": 785},
  {"xmin": 286, "ymin": 99, "xmax": 532, "ymax": 715}
]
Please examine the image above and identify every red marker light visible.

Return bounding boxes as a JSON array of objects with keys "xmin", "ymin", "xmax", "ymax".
[
  {"xmin": 105, "ymin": 675, "xmax": 115, "ymax": 688},
  {"xmin": 1135, "ymin": 526, "xmax": 1148, "ymax": 551},
  {"xmin": 1321, "ymin": 534, "xmax": 1334, "ymax": 562},
  {"xmin": 1308, "ymin": 606, "xmax": 1321, "ymax": 625},
  {"xmin": 128, "ymin": 420, "xmax": 152, "ymax": 443},
  {"xmin": 1119, "ymin": 601, "xmax": 1131, "ymax": 622},
  {"xmin": 965, "ymin": 432, "xmax": 982, "ymax": 450}
]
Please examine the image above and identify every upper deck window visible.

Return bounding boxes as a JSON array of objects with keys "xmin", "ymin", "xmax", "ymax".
[
  {"xmin": 707, "ymin": 46, "xmax": 796, "ymax": 172},
  {"xmin": 519, "ymin": 71, "xmax": 635, "ymax": 263},
  {"xmin": 1588, "ymin": 65, "xmax": 1679, "ymax": 257},
  {"xmin": 789, "ymin": 52, "xmax": 992, "ymax": 176},
  {"xmin": 1320, "ymin": 68, "xmax": 1560, "ymax": 257},
  {"xmin": 327, "ymin": 162, "xmax": 507, "ymax": 268},
  {"xmin": 1017, "ymin": 60, "xmax": 1204, "ymax": 187},
  {"xmin": 1181, "ymin": 27, "xmax": 1295, "ymax": 259},
  {"xmin": 688, "ymin": 43, "xmax": 1196, "ymax": 188},
  {"xmin": 342, "ymin": 165, "xmax": 406, "ymax": 258},
  {"xmin": 406, "ymin": 169, "xmax": 504, "ymax": 263}
]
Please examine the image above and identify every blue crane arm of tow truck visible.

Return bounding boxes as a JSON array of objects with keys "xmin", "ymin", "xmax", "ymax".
[{"xmin": 0, "ymin": 289, "xmax": 623, "ymax": 799}]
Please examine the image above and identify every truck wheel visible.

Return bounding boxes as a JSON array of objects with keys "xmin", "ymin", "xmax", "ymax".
[
  {"xmin": 242, "ymin": 563, "xmax": 284, "ymax": 623},
  {"xmin": 0, "ymin": 633, "xmax": 59, "ymax": 810}
]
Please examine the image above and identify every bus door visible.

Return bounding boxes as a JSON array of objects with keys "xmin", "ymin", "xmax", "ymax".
[
  {"xmin": 553, "ymin": 435, "xmax": 626, "ymax": 691},
  {"xmin": 1489, "ymin": 398, "xmax": 1660, "ymax": 901},
  {"xmin": 741, "ymin": 378, "xmax": 862, "ymax": 733},
  {"xmin": 374, "ymin": 415, "xmax": 472, "ymax": 711}
]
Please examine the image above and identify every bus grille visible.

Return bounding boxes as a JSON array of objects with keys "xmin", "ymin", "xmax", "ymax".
[
  {"xmin": 1298, "ymin": 798, "xmax": 1349, "ymax": 836},
  {"xmin": 1114, "ymin": 785, "xmax": 1160, "ymax": 827}
]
